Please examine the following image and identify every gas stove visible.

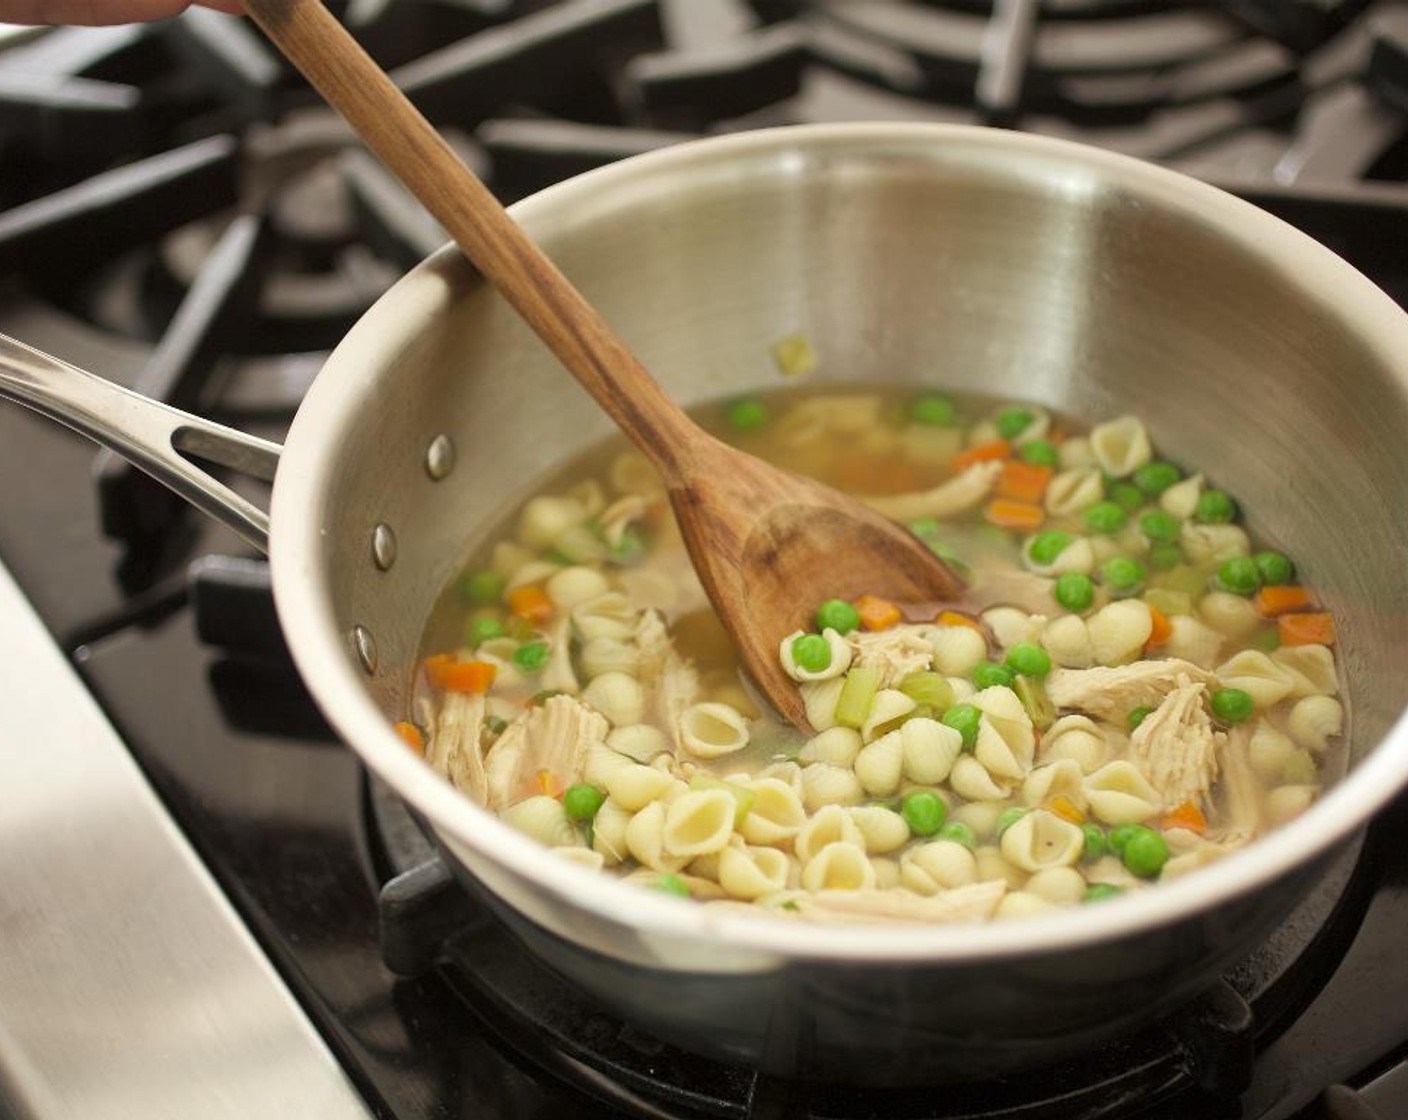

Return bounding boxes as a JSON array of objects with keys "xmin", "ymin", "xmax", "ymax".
[{"xmin": 3, "ymin": 2, "xmax": 1408, "ymax": 1118}]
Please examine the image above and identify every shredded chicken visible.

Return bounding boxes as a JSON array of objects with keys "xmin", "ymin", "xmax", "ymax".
[
  {"xmin": 426, "ymin": 691, "xmax": 488, "ymax": 804},
  {"xmin": 539, "ymin": 615, "xmax": 579, "ymax": 695},
  {"xmin": 861, "ymin": 461, "xmax": 1003, "ymax": 523},
  {"xmin": 847, "ymin": 627, "xmax": 934, "ymax": 688},
  {"xmin": 1129, "ymin": 680, "xmax": 1221, "ymax": 806},
  {"xmin": 656, "ymin": 654, "xmax": 701, "ymax": 751},
  {"xmin": 1212, "ymin": 724, "xmax": 1262, "ymax": 846},
  {"xmin": 484, "ymin": 694, "xmax": 608, "ymax": 810},
  {"xmin": 634, "ymin": 609, "xmax": 673, "ymax": 681},
  {"xmin": 1046, "ymin": 658, "xmax": 1216, "ymax": 722}
]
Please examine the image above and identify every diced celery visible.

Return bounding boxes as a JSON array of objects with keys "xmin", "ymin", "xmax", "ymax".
[
  {"xmin": 1144, "ymin": 587, "xmax": 1192, "ymax": 618},
  {"xmin": 689, "ymin": 775, "xmax": 757, "ymax": 826},
  {"xmin": 1014, "ymin": 675, "xmax": 1055, "ymax": 731},
  {"xmin": 834, "ymin": 666, "xmax": 882, "ymax": 730},
  {"xmin": 1157, "ymin": 563, "xmax": 1211, "ymax": 598},
  {"xmin": 898, "ymin": 671, "xmax": 954, "ymax": 711}
]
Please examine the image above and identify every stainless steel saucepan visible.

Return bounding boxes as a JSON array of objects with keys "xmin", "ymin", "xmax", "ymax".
[{"xmin": 4, "ymin": 123, "xmax": 1408, "ymax": 1083}]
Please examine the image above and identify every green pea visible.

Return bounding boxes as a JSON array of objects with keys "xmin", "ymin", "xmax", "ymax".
[
  {"xmin": 815, "ymin": 598, "xmax": 861, "ymax": 635},
  {"xmin": 1082, "ymin": 823, "xmax": 1108, "ymax": 861},
  {"xmin": 1128, "ymin": 705, "xmax": 1153, "ymax": 730},
  {"xmin": 1054, "ymin": 571, "xmax": 1095, "ymax": 612},
  {"xmin": 907, "ymin": 516, "xmax": 940, "ymax": 539},
  {"xmin": 1139, "ymin": 510, "xmax": 1181, "ymax": 545},
  {"xmin": 1217, "ymin": 556, "xmax": 1261, "ymax": 597},
  {"xmin": 650, "ymin": 873, "xmax": 691, "ymax": 898},
  {"xmin": 1005, "ymin": 641, "xmax": 1051, "ymax": 678},
  {"xmin": 1108, "ymin": 823, "xmax": 1142, "ymax": 855},
  {"xmin": 1029, "ymin": 530, "xmax": 1073, "ymax": 566},
  {"xmin": 529, "ymin": 688, "xmax": 564, "ymax": 706},
  {"xmin": 1101, "ymin": 555, "xmax": 1147, "ymax": 595},
  {"xmin": 1084, "ymin": 501, "xmax": 1128, "ymax": 535},
  {"xmin": 1211, "ymin": 687, "xmax": 1254, "ymax": 723},
  {"xmin": 1148, "ymin": 542, "xmax": 1183, "ymax": 571},
  {"xmin": 1254, "ymin": 550, "xmax": 1295, "ymax": 585},
  {"xmin": 609, "ymin": 528, "xmax": 645, "ymax": 565},
  {"xmin": 995, "ymin": 806, "xmax": 1029, "ymax": 838},
  {"xmin": 1195, "ymin": 489, "xmax": 1237, "ymax": 524},
  {"xmin": 513, "ymin": 640, "xmax": 550, "ymax": 672},
  {"xmin": 543, "ymin": 547, "xmax": 572, "ymax": 566},
  {"xmin": 911, "ymin": 395, "xmax": 956, "ymax": 426},
  {"xmin": 1019, "ymin": 439, "xmax": 1058, "ymax": 467},
  {"xmin": 1083, "ymin": 883, "xmax": 1124, "ymax": 903},
  {"xmin": 484, "ymin": 715, "xmax": 508, "ymax": 737},
  {"xmin": 466, "ymin": 613, "xmax": 505, "ymax": 646},
  {"xmin": 936, "ymin": 821, "xmax": 977, "ymax": 849},
  {"xmin": 461, "ymin": 569, "xmax": 505, "ymax": 607},
  {"xmin": 1250, "ymin": 627, "xmax": 1281, "ymax": 652},
  {"xmin": 902, "ymin": 791, "xmax": 948, "ymax": 837},
  {"xmin": 1133, "ymin": 460, "xmax": 1182, "ymax": 497},
  {"xmin": 790, "ymin": 633, "xmax": 833, "ymax": 673},
  {"xmin": 1108, "ymin": 481, "xmax": 1145, "ymax": 513},
  {"xmin": 563, "ymin": 783, "xmax": 606, "ymax": 822},
  {"xmin": 1120, "ymin": 827, "xmax": 1169, "ymax": 879},
  {"xmin": 726, "ymin": 398, "xmax": 769, "ymax": 431},
  {"xmin": 942, "ymin": 704, "xmax": 981, "ymax": 751},
  {"xmin": 995, "ymin": 407, "xmax": 1034, "ymax": 439},
  {"xmin": 972, "ymin": 661, "xmax": 1015, "ymax": 689}
]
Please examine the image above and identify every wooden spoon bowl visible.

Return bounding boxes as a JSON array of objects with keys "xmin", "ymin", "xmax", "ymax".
[{"xmin": 241, "ymin": 0, "xmax": 965, "ymax": 728}]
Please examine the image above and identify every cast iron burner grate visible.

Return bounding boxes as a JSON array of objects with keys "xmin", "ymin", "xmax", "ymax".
[{"xmin": 368, "ymin": 780, "xmax": 1371, "ymax": 1120}]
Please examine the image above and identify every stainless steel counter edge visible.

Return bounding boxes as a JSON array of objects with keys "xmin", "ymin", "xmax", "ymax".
[{"xmin": 0, "ymin": 558, "xmax": 373, "ymax": 1120}]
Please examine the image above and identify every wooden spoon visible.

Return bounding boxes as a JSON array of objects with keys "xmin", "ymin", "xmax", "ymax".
[{"xmin": 241, "ymin": 0, "xmax": 965, "ymax": 729}]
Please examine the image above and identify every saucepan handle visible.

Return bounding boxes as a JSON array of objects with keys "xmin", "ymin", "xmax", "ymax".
[{"xmin": 0, "ymin": 332, "xmax": 281, "ymax": 554}]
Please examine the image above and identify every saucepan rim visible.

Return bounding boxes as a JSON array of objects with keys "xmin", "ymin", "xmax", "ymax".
[{"xmin": 271, "ymin": 122, "xmax": 1408, "ymax": 963}]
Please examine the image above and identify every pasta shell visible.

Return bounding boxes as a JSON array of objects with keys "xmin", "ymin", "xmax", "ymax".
[
  {"xmin": 972, "ymin": 686, "xmax": 1035, "ymax": 769},
  {"xmin": 718, "ymin": 845, "xmax": 791, "ymax": 901},
  {"xmin": 1287, "ymin": 695, "xmax": 1343, "ymax": 753},
  {"xmin": 1215, "ymin": 650, "xmax": 1294, "ymax": 709},
  {"xmin": 900, "ymin": 840, "xmax": 978, "ymax": 894},
  {"xmin": 582, "ymin": 743, "xmax": 635, "ymax": 790},
  {"xmin": 738, "ymin": 778, "xmax": 808, "ymax": 847},
  {"xmin": 949, "ymin": 755, "xmax": 1012, "ymax": 801},
  {"xmin": 1248, "ymin": 721, "xmax": 1296, "ymax": 780},
  {"xmin": 552, "ymin": 846, "xmax": 606, "ymax": 872},
  {"xmin": 1197, "ymin": 591, "xmax": 1260, "ymax": 641},
  {"xmin": 1089, "ymin": 415, "xmax": 1151, "ymax": 478},
  {"xmin": 1084, "ymin": 761, "xmax": 1162, "ymax": 825},
  {"xmin": 995, "ymin": 891, "xmax": 1058, "ymax": 921},
  {"xmin": 625, "ymin": 801, "xmax": 688, "ymax": 873},
  {"xmin": 800, "ymin": 677, "xmax": 847, "ymax": 732},
  {"xmin": 579, "ymin": 636, "xmax": 640, "ymax": 679},
  {"xmin": 1040, "ymin": 714, "xmax": 1108, "ymax": 774},
  {"xmin": 900, "ymin": 717, "xmax": 963, "ymax": 784},
  {"xmin": 854, "ymin": 730, "xmax": 905, "ymax": 797},
  {"xmin": 500, "ymin": 796, "xmax": 577, "ymax": 848},
  {"xmin": 1045, "ymin": 467, "xmax": 1104, "ymax": 515},
  {"xmin": 663, "ymin": 790, "xmax": 737, "ymax": 858},
  {"xmin": 582, "ymin": 671, "xmax": 646, "ymax": 727},
  {"xmin": 1022, "ymin": 759, "xmax": 1087, "ymax": 808},
  {"xmin": 607, "ymin": 723, "xmax": 670, "ymax": 763},
  {"xmin": 1041, "ymin": 615, "xmax": 1096, "ymax": 669},
  {"xmin": 1024, "ymin": 867, "xmax": 1086, "ymax": 905},
  {"xmin": 801, "ymin": 841, "xmax": 876, "ymax": 892},
  {"xmin": 847, "ymin": 806, "xmax": 911, "ymax": 853},
  {"xmin": 609, "ymin": 450, "xmax": 663, "ymax": 496},
  {"xmin": 1058, "ymin": 436, "xmax": 1095, "ymax": 470},
  {"xmin": 800, "ymin": 763, "xmax": 866, "ymax": 814},
  {"xmin": 779, "ymin": 627, "xmax": 854, "ymax": 682},
  {"xmin": 928, "ymin": 624, "xmax": 988, "ymax": 676},
  {"xmin": 982, "ymin": 607, "xmax": 1045, "ymax": 652},
  {"xmin": 1181, "ymin": 523, "xmax": 1251, "ymax": 567},
  {"xmin": 571, "ymin": 592, "xmax": 639, "ymax": 642},
  {"xmin": 999, "ymin": 809, "xmax": 1085, "ymax": 872},
  {"xmin": 544, "ymin": 566, "xmax": 610, "ymax": 610},
  {"xmin": 861, "ymin": 689, "xmax": 918, "ymax": 743},
  {"xmin": 591, "ymin": 798, "xmax": 632, "ymax": 864},
  {"xmin": 1022, "ymin": 535, "xmax": 1095, "ymax": 577},
  {"xmin": 678, "ymin": 702, "xmax": 751, "ymax": 759},
  {"xmin": 1163, "ymin": 615, "xmax": 1224, "ymax": 670},
  {"xmin": 1160, "ymin": 473, "xmax": 1203, "ymax": 519},
  {"xmin": 951, "ymin": 799, "xmax": 1004, "ymax": 840},
  {"xmin": 799, "ymin": 726, "xmax": 864, "ymax": 768},
  {"xmin": 1088, "ymin": 599, "xmax": 1153, "ymax": 666},
  {"xmin": 1267, "ymin": 784, "xmax": 1318, "ymax": 824},
  {"xmin": 1271, "ymin": 644, "xmax": 1339, "ymax": 698},
  {"xmin": 518, "ymin": 495, "xmax": 588, "ymax": 550},
  {"xmin": 604, "ymin": 761, "xmax": 676, "ymax": 811},
  {"xmin": 974, "ymin": 845, "xmax": 1026, "ymax": 889},
  {"xmin": 795, "ymin": 804, "xmax": 865, "ymax": 864}
]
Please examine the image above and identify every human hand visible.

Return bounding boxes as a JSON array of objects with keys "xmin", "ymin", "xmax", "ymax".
[{"xmin": 0, "ymin": 0, "xmax": 242, "ymax": 25}]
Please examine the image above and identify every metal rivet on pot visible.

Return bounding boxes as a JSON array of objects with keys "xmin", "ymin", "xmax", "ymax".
[
  {"xmin": 352, "ymin": 625, "xmax": 378, "ymax": 675},
  {"xmin": 426, "ymin": 434, "xmax": 455, "ymax": 480},
  {"xmin": 372, "ymin": 523, "xmax": 397, "ymax": 571}
]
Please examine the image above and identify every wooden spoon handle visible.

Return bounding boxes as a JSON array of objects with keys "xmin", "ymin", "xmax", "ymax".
[{"xmin": 242, "ymin": 0, "xmax": 701, "ymax": 485}]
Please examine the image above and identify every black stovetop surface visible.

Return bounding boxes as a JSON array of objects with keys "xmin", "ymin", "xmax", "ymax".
[{"xmin": 5, "ymin": 2, "xmax": 1408, "ymax": 1117}]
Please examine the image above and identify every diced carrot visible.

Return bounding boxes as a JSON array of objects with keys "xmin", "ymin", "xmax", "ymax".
[
  {"xmin": 394, "ymin": 721, "xmax": 424, "ymax": 755},
  {"xmin": 1048, "ymin": 795, "xmax": 1086, "ymax": 825},
  {"xmin": 427, "ymin": 657, "xmax": 497, "ymax": 693},
  {"xmin": 1279, "ymin": 611, "xmax": 1337, "ymax": 647},
  {"xmin": 533, "ymin": 768, "xmax": 563, "ymax": 799},
  {"xmin": 953, "ymin": 438, "xmax": 1011, "ymax": 472},
  {"xmin": 1254, "ymin": 584, "xmax": 1316, "ymax": 617},
  {"xmin": 1162, "ymin": 800, "xmax": 1208, "ymax": 835},
  {"xmin": 854, "ymin": 593, "xmax": 902, "ymax": 631},
  {"xmin": 935, "ymin": 610, "xmax": 984, "ymax": 633},
  {"xmin": 983, "ymin": 498, "xmax": 1045, "ymax": 530},
  {"xmin": 1145, "ymin": 604, "xmax": 1173, "ymax": 650},
  {"xmin": 996, "ymin": 460, "xmax": 1053, "ymax": 505},
  {"xmin": 507, "ymin": 583, "xmax": 554, "ymax": 624}
]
